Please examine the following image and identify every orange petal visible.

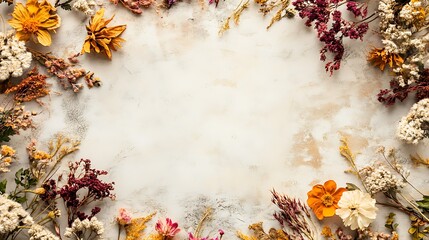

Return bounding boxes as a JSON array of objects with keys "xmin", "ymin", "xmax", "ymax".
[
  {"xmin": 15, "ymin": 31, "xmax": 31, "ymax": 41},
  {"xmin": 322, "ymin": 206, "xmax": 336, "ymax": 218},
  {"xmin": 314, "ymin": 205, "xmax": 324, "ymax": 220},
  {"xmin": 332, "ymin": 187, "xmax": 347, "ymax": 202},
  {"xmin": 307, "ymin": 185, "xmax": 325, "ymax": 198},
  {"xmin": 307, "ymin": 197, "xmax": 321, "ymax": 208},
  {"xmin": 323, "ymin": 180, "xmax": 337, "ymax": 194}
]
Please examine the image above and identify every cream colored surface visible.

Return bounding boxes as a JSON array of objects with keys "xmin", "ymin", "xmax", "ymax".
[{"xmin": 1, "ymin": 2, "xmax": 428, "ymax": 239}]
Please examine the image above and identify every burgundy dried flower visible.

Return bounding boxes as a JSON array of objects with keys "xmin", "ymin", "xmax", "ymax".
[{"xmin": 58, "ymin": 159, "xmax": 115, "ymax": 226}]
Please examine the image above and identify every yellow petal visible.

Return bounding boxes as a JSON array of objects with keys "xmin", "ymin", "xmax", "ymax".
[
  {"xmin": 36, "ymin": 29, "xmax": 52, "ymax": 46},
  {"xmin": 8, "ymin": 19, "xmax": 24, "ymax": 31},
  {"xmin": 15, "ymin": 31, "xmax": 31, "ymax": 41}
]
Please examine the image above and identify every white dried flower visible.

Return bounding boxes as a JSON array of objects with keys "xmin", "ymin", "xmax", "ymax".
[
  {"xmin": 0, "ymin": 194, "xmax": 34, "ymax": 234},
  {"xmin": 0, "ymin": 31, "xmax": 32, "ymax": 81},
  {"xmin": 397, "ymin": 98, "xmax": 429, "ymax": 144},
  {"xmin": 359, "ymin": 165, "xmax": 405, "ymax": 195},
  {"xmin": 336, "ymin": 190, "xmax": 378, "ymax": 230},
  {"xmin": 28, "ymin": 224, "xmax": 59, "ymax": 240},
  {"xmin": 72, "ymin": 0, "xmax": 98, "ymax": 15},
  {"xmin": 64, "ymin": 217, "xmax": 104, "ymax": 239}
]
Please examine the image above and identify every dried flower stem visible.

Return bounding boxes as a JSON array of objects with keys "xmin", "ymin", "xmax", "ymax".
[{"xmin": 195, "ymin": 207, "xmax": 213, "ymax": 238}]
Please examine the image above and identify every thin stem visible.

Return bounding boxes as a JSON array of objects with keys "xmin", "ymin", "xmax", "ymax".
[
  {"xmin": 0, "ymin": 14, "xmax": 5, "ymax": 33},
  {"xmin": 399, "ymin": 192, "xmax": 429, "ymax": 223}
]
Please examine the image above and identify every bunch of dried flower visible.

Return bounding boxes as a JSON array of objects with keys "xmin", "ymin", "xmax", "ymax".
[
  {"xmin": 219, "ymin": 0, "xmax": 250, "ymax": 36},
  {"xmin": 0, "ymin": 104, "xmax": 35, "ymax": 143},
  {"xmin": 0, "ymin": 145, "xmax": 16, "ymax": 173},
  {"xmin": 110, "ymin": 0, "xmax": 154, "ymax": 14},
  {"xmin": 0, "ymin": 31, "xmax": 32, "ymax": 82},
  {"xmin": 30, "ymin": 50, "xmax": 101, "ymax": 92},
  {"xmin": 237, "ymin": 222, "xmax": 289, "ymax": 240},
  {"xmin": 5, "ymin": 68, "xmax": 50, "ymax": 103}
]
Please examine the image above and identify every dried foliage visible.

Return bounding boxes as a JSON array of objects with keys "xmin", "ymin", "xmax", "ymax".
[
  {"xmin": 219, "ymin": 0, "xmax": 250, "ymax": 36},
  {"xmin": 237, "ymin": 222, "xmax": 289, "ymax": 240},
  {"xmin": 5, "ymin": 68, "xmax": 50, "ymax": 103},
  {"xmin": 367, "ymin": 47, "xmax": 404, "ymax": 71}
]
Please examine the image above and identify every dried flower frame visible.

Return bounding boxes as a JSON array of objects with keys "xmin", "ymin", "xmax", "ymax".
[{"xmin": 0, "ymin": 0, "xmax": 429, "ymax": 239}]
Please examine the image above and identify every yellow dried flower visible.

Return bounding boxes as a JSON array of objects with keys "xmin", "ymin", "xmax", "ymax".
[
  {"xmin": 33, "ymin": 150, "xmax": 51, "ymax": 160},
  {"xmin": 1, "ymin": 145, "xmax": 16, "ymax": 157},
  {"xmin": 219, "ymin": 0, "xmax": 250, "ymax": 36},
  {"xmin": 367, "ymin": 47, "xmax": 404, "ymax": 71},
  {"xmin": 32, "ymin": 187, "xmax": 46, "ymax": 195},
  {"xmin": 2, "ymin": 157, "xmax": 12, "ymax": 163},
  {"xmin": 321, "ymin": 226, "xmax": 334, "ymax": 238},
  {"xmin": 82, "ymin": 8, "xmax": 127, "ymax": 60},
  {"xmin": 125, "ymin": 212, "xmax": 156, "ymax": 240},
  {"xmin": 8, "ymin": 0, "xmax": 61, "ymax": 46}
]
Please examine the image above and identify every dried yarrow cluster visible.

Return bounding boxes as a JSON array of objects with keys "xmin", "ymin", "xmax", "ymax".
[
  {"xmin": 64, "ymin": 217, "xmax": 104, "ymax": 239},
  {"xmin": 72, "ymin": 0, "xmax": 99, "ymax": 15},
  {"xmin": 397, "ymin": 98, "xmax": 429, "ymax": 144},
  {"xmin": 0, "ymin": 194, "xmax": 34, "ymax": 235},
  {"xmin": 0, "ymin": 31, "xmax": 32, "ymax": 82},
  {"xmin": 28, "ymin": 224, "xmax": 59, "ymax": 240},
  {"xmin": 359, "ymin": 164, "xmax": 405, "ymax": 195}
]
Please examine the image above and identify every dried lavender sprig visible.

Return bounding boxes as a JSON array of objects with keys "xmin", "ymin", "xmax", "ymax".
[{"xmin": 271, "ymin": 189, "xmax": 318, "ymax": 240}]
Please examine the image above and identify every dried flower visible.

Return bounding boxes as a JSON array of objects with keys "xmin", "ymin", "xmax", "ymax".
[
  {"xmin": 58, "ymin": 159, "xmax": 114, "ymax": 226},
  {"xmin": 0, "ymin": 145, "xmax": 16, "ymax": 173},
  {"xmin": 8, "ymin": 0, "xmax": 61, "ymax": 46},
  {"xmin": 359, "ymin": 164, "xmax": 405, "ymax": 194},
  {"xmin": 155, "ymin": 218, "xmax": 180, "ymax": 238},
  {"xmin": 30, "ymin": 50, "xmax": 100, "ymax": 92},
  {"xmin": 367, "ymin": 47, "xmax": 404, "ymax": 71},
  {"xmin": 28, "ymin": 224, "xmax": 59, "ymax": 240},
  {"xmin": 272, "ymin": 190, "xmax": 317, "ymax": 240},
  {"xmin": 0, "ymin": 104, "xmax": 35, "ymax": 142},
  {"xmin": 64, "ymin": 217, "xmax": 104, "ymax": 239},
  {"xmin": 82, "ymin": 8, "xmax": 127, "ymax": 60},
  {"xmin": 237, "ymin": 222, "xmax": 289, "ymax": 240},
  {"xmin": 0, "ymin": 31, "xmax": 32, "ymax": 81},
  {"xmin": 124, "ymin": 212, "xmax": 156, "ymax": 240},
  {"xmin": 0, "ymin": 194, "xmax": 34, "ymax": 234},
  {"xmin": 336, "ymin": 190, "xmax": 378, "ymax": 230},
  {"xmin": 397, "ymin": 98, "xmax": 429, "ymax": 144},
  {"xmin": 110, "ymin": 0, "xmax": 153, "ymax": 14},
  {"xmin": 307, "ymin": 180, "xmax": 346, "ymax": 220},
  {"xmin": 73, "ymin": 0, "xmax": 98, "ymax": 15},
  {"xmin": 5, "ymin": 68, "xmax": 50, "ymax": 103},
  {"xmin": 117, "ymin": 208, "xmax": 132, "ymax": 225},
  {"xmin": 219, "ymin": 0, "xmax": 250, "ymax": 36}
]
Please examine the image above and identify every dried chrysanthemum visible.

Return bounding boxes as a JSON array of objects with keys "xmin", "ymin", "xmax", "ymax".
[
  {"xmin": 82, "ymin": 8, "xmax": 127, "ymax": 60},
  {"xmin": 367, "ymin": 47, "xmax": 404, "ymax": 71},
  {"xmin": 0, "ymin": 31, "xmax": 32, "ymax": 81},
  {"xmin": 335, "ymin": 190, "xmax": 377, "ymax": 230},
  {"xmin": 8, "ymin": 0, "xmax": 61, "ymax": 46},
  {"xmin": 5, "ymin": 68, "xmax": 50, "ymax": 103}
]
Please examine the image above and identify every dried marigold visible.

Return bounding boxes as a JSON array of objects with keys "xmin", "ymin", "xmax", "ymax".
[
  {"xmin": 5, "ymin": 68, "xmax": 50, "ymax": 102},
  {"xmin": 82, "ymin": 8, "xmax": 126, "ymax": 60},
  {"xmin": 307, "ymin": 180, "xmax": 346, "ymax": 220},
  {"xmin": 8, "ymin": 0, "xmax": 61, "ymax": 46},
  {"xmin": 367, "ymin": 47, "xmax": 403, "ymax": 71}
]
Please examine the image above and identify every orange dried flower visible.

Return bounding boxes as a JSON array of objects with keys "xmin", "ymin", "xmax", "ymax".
[
  {"xmin": 8, "ymin": 0, "xmax": 61, "ymax": 46},
  {"xmin": 307, "ymin": 180, "xmax": 346, "ymax": 220},
  {"xmin": 5, "ymin": 68, "xmax": 50, "ymax": 102},
  {"xmin": 367, "ymin": 47, "xmax": 404, "ymax": 71},
  {"xmin": 82, "ymin": 8, "xmax": 126, "ymax": 60}
]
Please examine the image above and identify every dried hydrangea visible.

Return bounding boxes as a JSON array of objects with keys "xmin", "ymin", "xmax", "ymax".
[
  {"xmin": 0, "ymin": 194, "xmax": 34, "ymax": 234},
  {"xmin": 28, "ymin": 224, "xmax": 59, "ymax": 240},
  {"xmin": 0, "ymin": 31, "xmax": 32, "ymax": 81},
  {"xmin": 397, "ymin": 98, "xmax": 429, "ymax": 144},
  {"xmin": 359, "ymin": 164, "xmax": 405, "ymax": 195},
  {"xmin": 0, "ymin": 145, "xmax": 16, "ymax": 173},
  {"xmin": 64, "ymin": 217, "xmax": 104, "ymax": 239}
]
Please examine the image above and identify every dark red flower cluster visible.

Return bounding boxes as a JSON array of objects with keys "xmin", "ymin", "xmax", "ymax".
[
  {"xmin": 56, "ymin": 159, "xmax": 115, "ymax": 226},
  {"xmin": 293, "ymin": 0, "xmax": 369, "ymax": 74},
  {"xmin": 377, "ymin": 69, "xmax": 429, "ymax": 106}
]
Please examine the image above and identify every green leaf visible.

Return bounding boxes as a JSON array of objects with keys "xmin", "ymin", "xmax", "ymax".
[
  {"xmin": 345, "ymin": 182, "xmax": 360, "ymax": 191},
  {"xmin": 0, "ymin": 179, "xmax": 6, "ymax": 194},
  {"xmin": 60, "ymin": 3, "xmax": 71, "ymax": 10},
  {"xmin": 416, "ymin": 195, "xmax": 429, "ymax": 212},
  {"xmin": 0, "ymin": 126, "xmax": 14, "ymax": 143}
]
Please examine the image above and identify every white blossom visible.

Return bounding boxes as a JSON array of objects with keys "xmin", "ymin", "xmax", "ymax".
[
  {"xmin": 64, "ymin": 217, "xmax": 104, "ymax": 239},
  {"xmin": 336, "ymin": 190, "xmax": 378, "ymax": 230},
  {"xmin": 0, "ymin": 194, "xmax": 34, "ymax": 234},
  {"xmin": 28, "ymin": 224, "xmax": 59, "ymax": 240},
  {"xmin": 397, "ymin": 98, "xmax": 429, "ymax": 144},
  {"xmin": 359, "ymin": 165, "xmax": 405, "ymax": 195},
  {"xmin": 0, "ymin": 31, "xmax": 32, "ymax": 81},
  {"xmin": 72, "ymin": 0, "xmax": 98, "ymax": 15}
]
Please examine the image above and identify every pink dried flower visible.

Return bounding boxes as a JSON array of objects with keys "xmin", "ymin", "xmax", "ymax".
[
  {"xmin": 117, "ymin": 208, "xmax": 132, "ymax": 225},
  {"xmin": 155, "ymin": 218, "xmax": 180, "ymax": 238}
]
